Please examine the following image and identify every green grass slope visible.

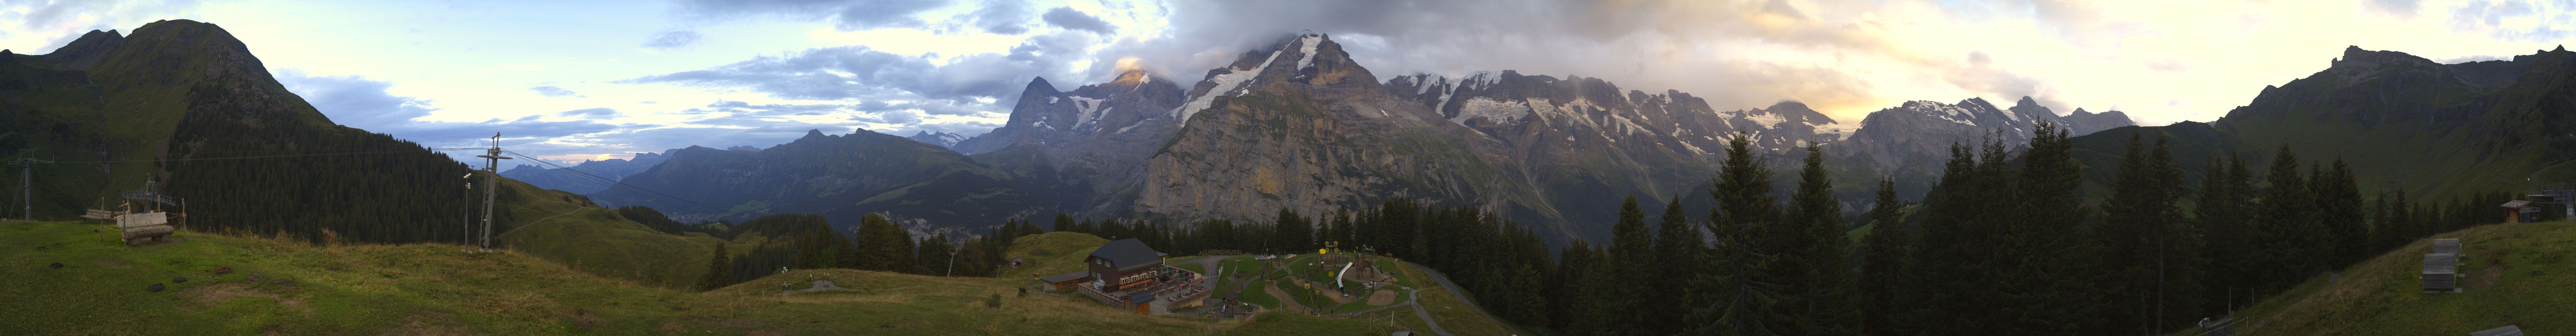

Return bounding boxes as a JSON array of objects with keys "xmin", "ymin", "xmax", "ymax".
[
  {"xmin": 2197, "ymin": 220, "xmax": 2576, "ymax": 335},
  {"xmin": 492, "ymin": 177, "xmax": 729, "ymax": 289},
  {"xmin": 0, "ymin": 221, "xmax": 1428, "ymax": 335}
]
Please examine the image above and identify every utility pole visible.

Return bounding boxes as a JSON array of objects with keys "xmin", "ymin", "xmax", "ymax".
[
  {"xmin": 945, "ymin": 250, "xmax": 958, "ymax": 277},
  {"xmin": 11, "ymin": 157, "xmax": 53, "ymax": 221},
  {"xmin": 472, "ymin": 133, "xmax": 513, "ymax": 252}
]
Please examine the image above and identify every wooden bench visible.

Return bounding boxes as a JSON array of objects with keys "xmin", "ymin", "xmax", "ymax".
[{"xmin": 121, "ymin": 225, "xmax": 173, "ymax": 245}]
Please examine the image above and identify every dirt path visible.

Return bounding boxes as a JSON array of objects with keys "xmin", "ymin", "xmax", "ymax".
[
  {"xmin": 1262, "ymin": 281, "xmax": 1309, "ymax": 313},
  {"xmin": 1288, "ymin": 277, "xmax": 1356, "ymax": 304},
  {"xmin": 1405, "ymin": 289, "xmax": 1453, "ymax": 336},
  {"xmin": 1367, "ymin": 289, "xmax": 1396, "ymax": 305}
]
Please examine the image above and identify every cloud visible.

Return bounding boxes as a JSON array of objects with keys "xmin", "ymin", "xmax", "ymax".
[
  {"xmin": 276, "ymin": 70, "xmax": 621, "ymax": 150},
  {"xmin": 1040, "ymin": 7, "xmax": 1114, "ymax": 34},
  {"xmin": 2367, "ymin": 0, "xmax": 2424, "ymax": 16},
  {"xmin": 673, "ymin": 0, "xmax": 952, "ymax": 31},
  {"xmin": 964, "ymin": 0, "xmax": 1030, "ymax": 34},
  {"xmin": 530, "ymin": 86, "xmax": 577, "ymax": 97},
  {"xmin": 622, "ymin": 30, "xmax": 1094, "ymax": 109},
  {"xmin": 643, "ymin": 30, "xmax": 703, "ymax": 50},
  {"xmin": 557, "ymin": 108, "xmax": 619, "ymax": 118}
]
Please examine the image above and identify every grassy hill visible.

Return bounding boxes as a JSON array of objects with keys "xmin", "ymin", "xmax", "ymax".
[
  {"xmin": 2186, "ymin": 220, "xmax": 2576, "ymax": 335},
  {"xmin": 490, "ymin": 177, "xmax": 732, "ymax": 289},
  {"xmin": 2, "ymin": 221, "xmax": 1501, "ymax": 335}
]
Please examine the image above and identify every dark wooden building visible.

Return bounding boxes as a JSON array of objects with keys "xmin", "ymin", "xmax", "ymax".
[
  {"xmin": 1087, "ymin": 238, "xmax": 1167, "ymax": 293},
  {"xmin": 2501, "ymin": 200, "xmax": 2542, "ymax": 223}
]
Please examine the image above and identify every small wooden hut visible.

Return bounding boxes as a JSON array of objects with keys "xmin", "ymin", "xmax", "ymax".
[
  {"xmin": 2422, "ymin": 252, "xmax": 2459, "ymax": 292},
  {"xmin": 2500, "ymin": 200, "xmax": 2542, "ymax": 223},
  {"xmin": 2433, "ymin": 238, "xmax": 2463, "ymax": 256}
]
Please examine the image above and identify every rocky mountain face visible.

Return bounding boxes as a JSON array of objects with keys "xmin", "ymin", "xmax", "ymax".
[
  {"xmin": 949, "ymin": 70, "xmax": 1187, "ymax": 214},
  {"xmin": 500, "ymin": 150, "xmax": 673, "ymax": 195},
  {"xmin": 1381, "ymin": 71, "xmax": 1851, "ymax": 232},
  {"xmin": 1840, "ymin": 96, "xmax": 2133, "ymax": 177},
  {"xmin": 1133, "ymin": 34, "xmax": 1566, "ymax": 236},
  {"xmin": 598, "ymin": 129, "xmax": 1067, "ymax": 235},
  {"xmin": 903, "ymin": 131, "xmax": 967, "ymax": 148}
]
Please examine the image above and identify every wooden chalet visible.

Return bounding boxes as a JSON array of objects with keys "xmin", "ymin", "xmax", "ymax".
[
  {"xmin": 1088, "ymin": 238, "xmax": 1168, "ymax": 293},
  {"xmin": 2500, "ymin": 200, "xmax": 2542, "ymax": 223}
]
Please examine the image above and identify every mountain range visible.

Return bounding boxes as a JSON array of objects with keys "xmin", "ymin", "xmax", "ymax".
[
  {"xmin": 498, "ymin": 150, "xmax": 672, "ymax": 195},
  {"xmin": 604, "ymin": 33, "xmax": 2142, "ymax": 242}
]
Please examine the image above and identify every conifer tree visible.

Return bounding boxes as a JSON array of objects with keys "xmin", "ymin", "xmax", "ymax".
[
  {"xmin": 1054, "ymin": 213, "xmax": 1075, "ymax": 233},
  {"xmin": 698, "ymin": 244, "xmax": 734, "ymax": 291},
  {"xmin": 1652, "ymin": 194, "xmax": 1702, "ymax": 335},
  {"xmin": 1688, "ymin": 132, "xmax": 1780, "ymax": 335},
  {"xmin": 2096, "ymin": 135, "xmax": 2204, "ymax": 333},
  {"xmin": 1605, "ymin": 196, "xmax": 1653, "ymax": 336},
  {"xmin": 2254, "ymin": 146, "xmax": 2319, "ymax": 291},
  {"xmin": 1785, "ymin": 143, "xmax": 1858, "ymax": 335},
  {"xmin": 2199, "ymin": 153, "xmax": 2256, "ymax": 314},
  {"xmin": 1859, "ymin": 177, "xmax": 1914, "ymax": 336},
  {"xmin": 2316, "ymin": 158, "xmax": 2366, "ymax": 267}
]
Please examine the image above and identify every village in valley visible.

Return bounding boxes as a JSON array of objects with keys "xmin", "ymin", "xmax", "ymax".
[{"xmin": 1032, "ymin": 239, "xmax": 1415, "ymax": 318}]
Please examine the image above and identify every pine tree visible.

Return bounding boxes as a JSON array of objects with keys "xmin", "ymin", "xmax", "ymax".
[
  {"xmin": 2199, "ymin": 153, "xmax": 2256, "ymax": 314},
  {"xmin": 2096, "ymin": 135, "xmax": 2204, "ymax": 334},
  {"xmin": 1605, "ymin": 196, "xmax": 1652, "ymax": 336},
  {"xmin": 1054, "ymin": 213, "xmax": 1075, "ymax": 233},
  {"xmin": 698, "ymin": 243, "xmax": 734, "ymax": 291},
  {"xmin": 1687, "ymin": 132, "xmax": 1781, "ymax": 335},
  {"xmin": 2317, "ymin": 158, "xmax": 2367, "ymax": 267},
  {"xmin": 1276, "ymin": 208, "xmax": 1310, "ymax": 253},
  {"xmin": 1653, "ymin": 194, "xmax": 1702, "ymax": 336},
  {"xmin": 1785, "ymin": 143, "xmax": 1858, "ymax": 335},
  {"xmin": 1858, "ymin": 177, "xmax": 1913, "ymax": 336},
  {"xmin": 2254, "ymin": 145, "xmax": 2319, "ymax": 291}
]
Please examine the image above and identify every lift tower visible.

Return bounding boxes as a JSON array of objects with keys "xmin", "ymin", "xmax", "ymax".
[{"xmin": 473, "ymin": 133, "xmax": 513, "ymax": 252}]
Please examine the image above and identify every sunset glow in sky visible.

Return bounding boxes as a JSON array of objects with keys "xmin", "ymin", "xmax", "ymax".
[{"xmin": 2, "ymin": 0, "xmax": 2569, "ymax": 163}]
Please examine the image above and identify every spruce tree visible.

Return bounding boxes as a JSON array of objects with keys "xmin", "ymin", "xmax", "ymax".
[
  {"xmin": 698, "ymin": 244, "xmax": 734, "ymax": 291},
  {"xmin": 1906, "ymin": 142, "xmax": 1987, "ymax": 334},
  {"xmin": 1606, "ymin": 196, "xmax": 1653, "ymax": 336},
  {"xmin": 1687, "ymin": 132, "xmax": 1780, "ymax": 335},
  {"xmin": 1652, "ymin": 194, "xmax": 1701, "ymax": 335},
  {"xmin": 1786, "ymin": 143, "xmax": 1858, "ymax": 335},
  {"xmin": 2096, "ymin": 135, "xmax": 2203, "ymax": 333},
  {"xmin": 2254, "ymin": 145, "xmax": 2318, "ymax": 291},
  {"xmin": 2198, "ymin": 153, "xmax": 2256, "ymax": 314},
  {"xmin": 2005, "ymin": 122, "xmax": 2097, "ymax": 334},
  {"xmin": 2317, "ymin": 158, "xmax": 2366, "ymax": 267},
  {"xmin": 1858, "ymin": 177, "xmax": 1913, "ymax": 336}
]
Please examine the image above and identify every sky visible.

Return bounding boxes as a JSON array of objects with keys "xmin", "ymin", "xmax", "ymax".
[{"xmin": 1, "ymin": 0, "xmax": 2570, "ymax": 165}]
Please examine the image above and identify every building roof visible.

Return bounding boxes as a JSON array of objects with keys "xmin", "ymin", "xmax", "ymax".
[
  {"xmin": 2501, "ymin": 200, "xmax": 2533, "ymax": 208},
  {"xmin": 1090, "ymin": 238, "xmax": 1167, "ymax": 272},
  {"xmin": 1124, "ymin": 291, "xmax": 1157, "ymax": 304},
  {"xmin": 2433, "ymin": 238, "xmax": 2462, "ymax": 255},
  {"xmin": 1037, "ymin": 271, "xmax": 1089, "ymax": 283}
]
